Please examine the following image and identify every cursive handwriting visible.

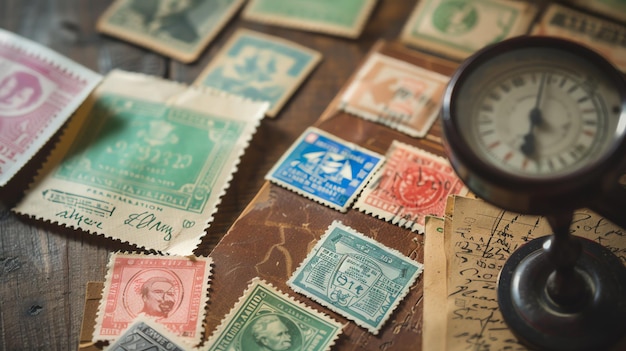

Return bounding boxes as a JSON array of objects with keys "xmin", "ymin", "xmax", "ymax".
[{"xmin": 124, "ymin": 211, "xmax": 174, "ymax": 241}]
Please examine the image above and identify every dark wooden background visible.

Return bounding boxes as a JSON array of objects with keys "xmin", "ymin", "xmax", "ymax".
[{"xmin": 0, "ymin": 1, "xmax": 422, "ymax": 349}]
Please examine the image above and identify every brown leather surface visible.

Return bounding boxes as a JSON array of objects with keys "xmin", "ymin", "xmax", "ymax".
[{"xmin": 204, "ymin": 41, "xmax": 459, "ymax": 350}]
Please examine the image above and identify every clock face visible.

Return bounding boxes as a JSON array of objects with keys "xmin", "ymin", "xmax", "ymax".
[{"xmin": 453, "ymin": 46, "xmax": 623, "ymax": 179}]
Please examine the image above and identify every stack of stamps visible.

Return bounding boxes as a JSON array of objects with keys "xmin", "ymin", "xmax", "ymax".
[
  {"xmin": 242, "ymin": 0, "xmax": 378, "ymax": 39},
  {"xmin": 400, "ymin": 0, "xmax": 537, "ymax": 61},
  {"xmin": 567, "ymin": 0, "xmax": 626, "ymax": 23},
  {"xmin": 105, "ymin": 318, "xmax": 192, "ymax": 351},
  {"xmin": 340, "ymin": 52, "xmax": 449, "ymax": 138},
  {"xmin": 265, "ymin": 127, "xmax": 385, "ymax": 213},
  {"xmin": 14, "ymin": 70, "xmax": 268, "ymax": 255},
  {"xmin": 0, "ymin": 28, "xmax": 101, "ymax": 186},
  {"xmin": 97, "ymin": 0, "xmax": 245, "ymax": 63},
  {"xmin": 531, "ymin": 3, "xmax": 626, "ymax": 72},
  {"xmin": 94, "ymin": 253, "xmax": 213, "ymax": 346},
  {"xmin": 194, "ymin": 28, "xmax": 322, "ymax": 118},
  {"xmin": 355, "ymin": 140, "xmax": 467, "ymax": 233},
  {"xmin": 288, "ymin": 221, "xmax": 424, "ymax": 335}
]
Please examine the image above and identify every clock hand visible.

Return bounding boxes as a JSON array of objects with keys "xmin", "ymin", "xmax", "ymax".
[{"xmin": 521, "ymin": 73, "xmax": 548, "ymax": 156}]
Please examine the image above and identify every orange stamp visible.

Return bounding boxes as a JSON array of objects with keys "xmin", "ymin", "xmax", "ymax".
[
  {"xmin": 340, "ymin": 53, "xmax": 449, "ymax": 138},
  {"xmin": 93, "ymin": 253, "xmax": 212, "ymax": 345}
]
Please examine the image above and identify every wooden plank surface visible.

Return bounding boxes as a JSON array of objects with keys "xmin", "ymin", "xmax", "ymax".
[{"xmin": 0, "ymin": 1, "xmax": 417, "ymax": 349}]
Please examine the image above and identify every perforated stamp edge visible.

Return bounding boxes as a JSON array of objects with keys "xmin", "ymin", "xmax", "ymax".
[
  {"xmin": 204, "ymin": 277, "xmax": 344, "ymax": 351},
  {"xmin": 242, "ymin": 0, "xmax": 378, "ymax": 39},
  {"xmin": 287, "ymin": 220, "xmax": 424, "ymax": 334},
  {"xmin": 106, "ymin": 316, "xmax": 196, "ymax": 350},
  {"xmin": 265, "ymin": 127, "xmax": 384, "ymax": 213},
  {"xmin": 354, "ymin": 140, "xmax": 468, "ymax": 233},
  {"xmin": 93, "ymin": 252, "xmax": 213, "ymax": 346}
]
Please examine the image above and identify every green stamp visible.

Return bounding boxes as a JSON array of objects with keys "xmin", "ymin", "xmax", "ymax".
[
  {"xmin": 400, "ymin": 0, "xmax": 535, "ymax": 61},
  {"xmin": 242, "ymin": 0, "xmax": 377, "ymax": 38},
  {"xmin": 206, "ymin": 279, "xmax": 343, "ymax": 351},
  {"xmin": 55, "ymin": 94, "xmax": 244, "ymax": 213}
]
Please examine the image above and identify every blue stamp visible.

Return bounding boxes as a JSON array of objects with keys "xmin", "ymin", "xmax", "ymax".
[
  {"xmin": 194, "ymin": 28, "xmax": 321, "ymax": 117},
  {"xmin": 265, "ymin": 127, "xmax": 384, "ymax": 212},
  {"xmin": 287, "ymin": 221, "xmax": 424, "ymax": 334}
]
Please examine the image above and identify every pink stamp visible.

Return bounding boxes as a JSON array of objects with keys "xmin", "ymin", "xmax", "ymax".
[
  {"xmin": 93, "ymin": 253, "xmax": 212, "ymax": 345},
  {"xmin": 355, "ymin": 140, "xmax": 467, "ymax": 233},
  {"xmin": 340, "ymin": 53, "xmax": 448, "ymax": 138},
  {"xmin": 0, "ymin": 28, "xmax": 101, "ymax": 185}
]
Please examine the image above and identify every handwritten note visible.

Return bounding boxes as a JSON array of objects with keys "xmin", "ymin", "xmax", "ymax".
[{"xmin": 439, "ymin": 196, "xmax": 626, "ymax": 351}]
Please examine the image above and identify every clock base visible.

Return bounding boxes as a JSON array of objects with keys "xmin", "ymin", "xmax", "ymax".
[{"xmin": 497, "ymin": 235, "xmax": 626, "ymax": 351}]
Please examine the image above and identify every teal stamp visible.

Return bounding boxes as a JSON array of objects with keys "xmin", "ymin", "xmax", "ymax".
[
  {"xmin": 400, "ymin": 0, "xmax": 536, "ymax": 61},
  {"xmin": 195, "ymin": 29, "xmax": 321, "ymax": 117},
  {"xmin": 288, "ymin": 221, "xmax": 424, "ymax": 334},
  {"xmin": 56, "ymin": 94, "xmax": 245, "ymax": 213},
  {"xmin": 97, "ymin": 0, "xmax": 244, "ymax": 63},
  {"xmin": 242, "ymin": 0, "xmax": 378, "ymax": 38},
  {"xmin": 206, "ymin": 278, "xmax": 343, "ymax": 351}
]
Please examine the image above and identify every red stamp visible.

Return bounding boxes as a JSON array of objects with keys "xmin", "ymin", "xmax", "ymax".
[
  {"xmin": 0, "ymin": 28, "xmax": 100, "ymax": 185},
  {"xmin": 355, "ymin": 141, "xmax": 467, "ymax": 233},
  {"xmin": 340, "ymin": 53, "xmax": 448, "ymax": 138},
  {"xmin": 93, "ymin": 253, "xmax": 212, "ymax": 345}
]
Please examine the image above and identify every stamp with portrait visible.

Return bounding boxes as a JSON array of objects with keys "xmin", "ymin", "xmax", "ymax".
[
  {"xmin": 0, "ymin": 28, "xmax": 101, "ymax": 186},
  {"xmin": 400, "ymin": 0, "xmax": 536, "ymax": 61},
  {"xmin": 265, "ymin": 127, "xmax": 384, "ymax": 212},
  {"xmin": 194, "ymin": 28, "xmax": 321, "ymax": 118},
  {"xmin": 97, "ymin": 0, "xmax": 244, "ymax": 63},
  {"xmin": 204, "ymin": 278, "xmax": 343, "ymax": 351},
  {"xmin": 93, "ymin": 253, "xmax": 213, "ymax": 345},
  {"xmin": 354, "ymin": 140, "xmax": 467, "ymax": 233},
  {"xmin": 242, "ymin": 0, "xmax": 377, "ymax": 38},
  {"xmin": 287, "ymin": 221, "xmax": 424, "ymax": 334},
  {"xmin": 106, "ymin": 317, "xmax": 191, "ymax": 350},
  {"xmin": 531, "ymin": 4, "xmax": 626, "ymax": 72},
  {"xmin": 340, "ymin": 53, "xmax": 449, "ymax": 138},
  {"xmin": 14, "ymin": 70, "xmax": 268, "ymax": 254}
]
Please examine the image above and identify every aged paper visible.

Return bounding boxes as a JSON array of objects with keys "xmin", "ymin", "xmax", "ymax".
[
  {"xmin": 15, "ymin": 70, "xmax": 267, "ymax": 255},
  {"xmin": 423, "ymin": 216, "xmax": 447, "ymax": 351},
  {"xmin": 441, "ymin": 196, "xmax": 626, "ymax": 350}
]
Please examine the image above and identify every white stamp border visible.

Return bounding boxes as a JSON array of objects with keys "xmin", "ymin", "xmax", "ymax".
[
  {"xmin": 287, "ymin": 220, "xmax": 424, "ymax": 334},
  {"xmin": 204, "ymin": 277, "xmax": 344, "ymax": 351},
  {"xmin": 193, "ymin": 28, "xmax": 322, "ymax": 118},
  {"xmin": 0, "ymin": 28, "xmax": 101, "ymax": 186},
  {"xmin": 93, "ymin": 252, "xmax": 213, "ymax": 345},
  {"xmin": 355, "ymin": 140, "xmax": 468, "ymax": 233},
  {"xmin": 340, "ymin": 52, "xmax": 449, "ymax": 138},
  {"xmin": 242, "ymin": 0, "xmax": 378, "ymax": 39},
  {"xmin": 265, "ymin": 126, "xmax": 385, "ymax": 212}
]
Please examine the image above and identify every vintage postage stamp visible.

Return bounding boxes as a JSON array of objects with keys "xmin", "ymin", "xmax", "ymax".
[
  {"xmin": 93, "ymin": 253, "xmax": 212, "ymax": 345},
  {"xmin": 14, "ymin": 70, "xmax": 268, "ymax": 255},
  {"xmin": 354, "ymin": 140, "xmax": 467, "ymax": 233},
  {"xmin": 106, "ymin": 317, "xmax": 192, "ymax": 350},
  {"xmin": 531, "ymin": 4, "xmax": 626, "ymax": 72},
  {"xmin": 265, "ymin": 127, "xmax": 384, "ymax": 212},
  {"xmin": 287, "ymin": 221, "xmax": 424, "ymax": 334},
  {"xmin": 242, "ymin": 0, "xmax": 377, "ymax": 38},
  {"xmin": 0, "ymin": 28, "xmax": 101, "ymax": 186},
  {"xmin": 194, "ymin": 28, "xmax": 321, "ymax": 118},
  {"xmin": 400, "ymin": 0, "xmax": 536, "ymax": 61},
  {"xmin": 340, "ymin": 53, "xmax": 449, "ymax": 138},
  {"xmin": 567, "ymin": 0, "xmax": 626, "ymax": 23},
  {"xmin": 97, "ymin": 0, "xmax": 244, "ymax": 63},
  {"xmin": 204, "ymin": 278, "xmax": 343, "ymax": 351}
]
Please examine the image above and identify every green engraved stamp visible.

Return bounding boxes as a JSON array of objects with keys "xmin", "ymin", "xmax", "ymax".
[
  {"xmin": 206, "ymin": 279, "xmax": 343, "ymax": 351},
  {"xmin": 56, "ymin": 94, "xmax": 245, "ymax": 213}
]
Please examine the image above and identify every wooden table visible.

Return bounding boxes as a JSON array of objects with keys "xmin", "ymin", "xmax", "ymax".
[{"xmin": 0, "ymin": 1, "xmax": 419, "ymax": 349}]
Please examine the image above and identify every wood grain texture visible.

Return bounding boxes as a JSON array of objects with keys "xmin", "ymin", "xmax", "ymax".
[{"xmin": 0, "ymin": 1, "xmax": 417, "ymax": 349}]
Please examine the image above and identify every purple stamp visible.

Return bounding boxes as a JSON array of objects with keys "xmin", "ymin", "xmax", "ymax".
[{"xmin": 0, "ymin": 28, "xmax": 101, "ymax": 185}]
